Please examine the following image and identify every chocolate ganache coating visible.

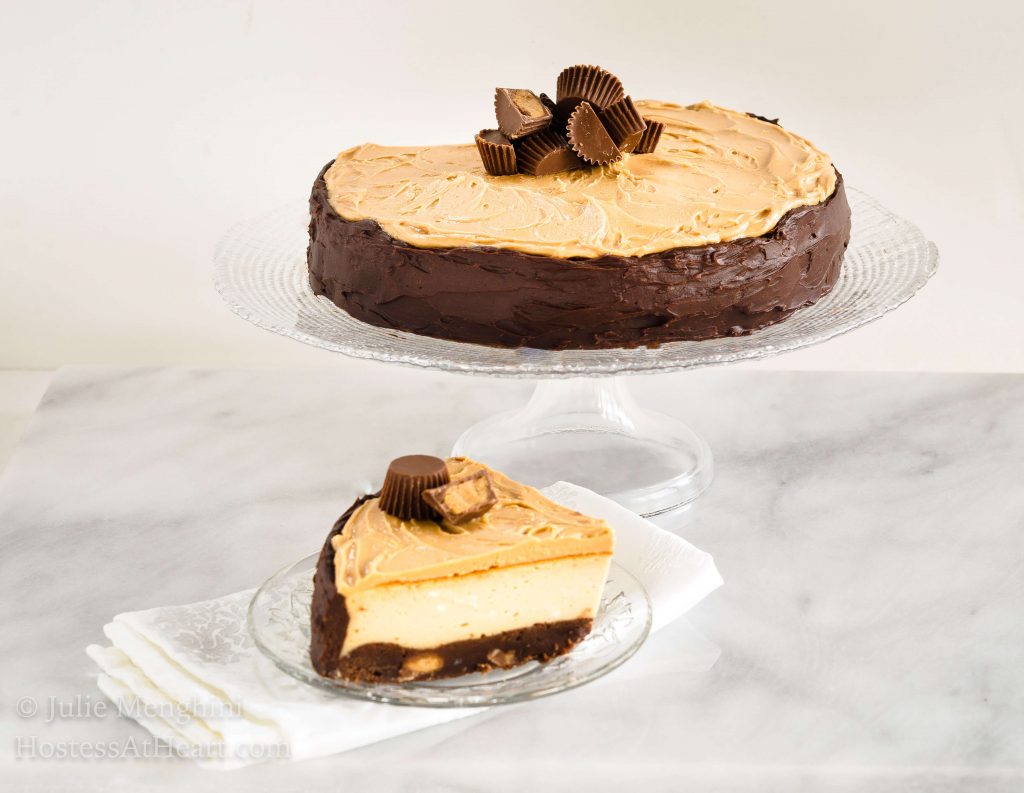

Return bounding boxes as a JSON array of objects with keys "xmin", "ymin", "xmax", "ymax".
[
  {"xmin": 310, "ymin": 492, "xmax": 375, "ymax": 678},
  {"xmin": 307, "ymin": 166, "xmax": 851, "ymax": 351}
]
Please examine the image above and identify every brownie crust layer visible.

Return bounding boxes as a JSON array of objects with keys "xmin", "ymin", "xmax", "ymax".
[
  {"xmin": 338, "ymin": 618, "xmax": 593, "ymax": 683},
  {"xmin": 307, "ymin": 164, "xmax": 851, "ymax": 350}
]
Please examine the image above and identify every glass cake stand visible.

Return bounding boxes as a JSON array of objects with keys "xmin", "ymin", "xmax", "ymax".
[{"xmin": 214, "ymin": 188, "xmax": 937, "ymax": 519}]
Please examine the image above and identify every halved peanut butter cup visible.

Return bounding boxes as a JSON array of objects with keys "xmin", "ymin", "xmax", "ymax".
[
  {"xmin": 422, "ymin": 470, "xmax": 498, "ymax": 524},
  {"xmin": 567, "ymin": 101, "xmax": 621, "ymax": 166},
  {"xmin": 494, "ymin": 88, "xmax": 552, "ymax": 140}
]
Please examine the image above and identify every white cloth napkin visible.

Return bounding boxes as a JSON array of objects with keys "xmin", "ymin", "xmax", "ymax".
[{"xmin": 86, "ymin": 482, "xmax": 722, "ymax": 768}]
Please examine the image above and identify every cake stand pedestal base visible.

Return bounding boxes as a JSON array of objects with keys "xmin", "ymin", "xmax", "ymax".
[{"xmin": 452, "ymin": 378, "xmax": 713, "ymax": 520}]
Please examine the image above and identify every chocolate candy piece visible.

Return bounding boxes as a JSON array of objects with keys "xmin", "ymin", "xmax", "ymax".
[
  {"xmin": 539, "ymin": 92, "xmax": 568, "ymax": 131},
  {"xmin": 475, "ymin": 129, "xmax": 517, "ymax": 176},
  {"xmin": 553, "ymin": 97, "xmax": 583, "ymax": 129},
  {"xmin": 633, "ymin": 117, "xmax": 664, "ymax": 154},
  {"xmin": 747, "ymin": 112, "xmax": 780, "ymax": 126},
  {"xmin": 378, "ymin": 455, "xmax": 450, "ymax": 521},
  {"xmin": 515, "ymin": 129, "xmax": 584, "ymax": 176},
  {"xmin": 555, "ymin": 65, "xmax": 625, "ymax": 113},
  {"xmin": 598, "ymin": 96, "xmax": 647, "ymax": 154},
  {"xmin": 422, "ymin": 470, "xmax": 498, "ymax": 524},
  {"xmin": 494, "ymin": 88, "xmax": 552, "ymax": 140},
  {"xmin": 567, "ymin": 102, "xmax": 620, "ymax": 166}
]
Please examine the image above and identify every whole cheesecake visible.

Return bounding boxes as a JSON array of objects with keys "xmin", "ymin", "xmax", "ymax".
[{"xmin": 308, "ymin": 99, "xmax": 851, "ymax": 350}]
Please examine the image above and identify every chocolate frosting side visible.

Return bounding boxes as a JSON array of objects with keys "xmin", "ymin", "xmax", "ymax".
[
  {"xmin": 310, "ymin": 492, "xmax": 377, "ymax": 678},
  {"xmin": 307, "ymin": 164, "xmax": 851, "ymax": 350}
]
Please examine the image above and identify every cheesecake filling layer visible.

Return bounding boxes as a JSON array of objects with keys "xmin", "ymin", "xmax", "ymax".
[
  {"xmin": 340, "ymin": 554, "xmax": 611, "ymax": 655},
  {"xmin": 323, "ymin": 100, "xmax": 836, "ymax": 259}
]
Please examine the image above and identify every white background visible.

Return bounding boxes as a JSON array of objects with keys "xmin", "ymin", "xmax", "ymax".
[{"xmin": 1, "ymin": 0, "xmax": 1022, "ymax": 372}]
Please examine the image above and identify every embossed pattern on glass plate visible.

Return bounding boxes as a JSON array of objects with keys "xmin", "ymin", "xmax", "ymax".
[
  {"xmin": 248, "ymin": 554, "xmax": 652, "ymax": 707},
  {"xmin": 214, "ymin": 187, "xmax": 937, "ymax": 378}
]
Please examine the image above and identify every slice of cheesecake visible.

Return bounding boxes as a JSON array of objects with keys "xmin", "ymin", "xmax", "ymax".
[{"xmin": 310, "ymin": 456, "xmax": 614, "ymax": 682}]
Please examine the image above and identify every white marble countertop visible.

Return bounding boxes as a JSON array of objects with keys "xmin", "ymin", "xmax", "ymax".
[
  {"xmin": 0, "ymin": 370, "xmax": 52, "ymax": 473},
  {"xmin": 0, "ymin": 364, "xmax": 1021, "ymax": 792}
]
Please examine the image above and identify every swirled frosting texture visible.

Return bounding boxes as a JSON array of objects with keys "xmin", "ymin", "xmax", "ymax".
[
  {"xmin": 331, "ymin": 458, "xmax": 614, "ymax": 595},
  {"xmin": 323, "ymin": 100, "xmax": 836, "ymax": 259}
]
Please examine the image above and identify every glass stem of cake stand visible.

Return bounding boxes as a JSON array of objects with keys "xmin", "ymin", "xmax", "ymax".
[{"xmin": 452, "ymin": 377, "xmax": 713, "ymax": 523}]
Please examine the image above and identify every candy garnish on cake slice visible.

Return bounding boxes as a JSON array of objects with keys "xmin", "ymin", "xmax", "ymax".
[
  {"xmin": 422, "ymin": 469, "xmax": 498, "ymax": 525},
  {"xmin": 377, "ymin": 454, "xmax": 449, "ymax": 521}
]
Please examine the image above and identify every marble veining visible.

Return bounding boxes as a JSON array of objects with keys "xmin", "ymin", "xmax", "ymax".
[{"xmin": 0, "ymin": 364, "xmax": 1021, "ymax": 792}]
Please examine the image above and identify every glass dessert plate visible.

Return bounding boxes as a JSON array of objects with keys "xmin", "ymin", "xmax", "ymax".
[
  {"xmin": 248, "ymin": 553, "xmax": 652, "ymax": 707},
  {"xmin": 214, "ymin": 188, "xmax": 937, "ymax": 518}
]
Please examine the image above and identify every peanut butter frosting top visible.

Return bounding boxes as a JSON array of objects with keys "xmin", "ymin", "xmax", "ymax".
[
  {"xmin": 323, "ymin": 100, "xmax": 837, "ymax": 259},
  {"xmin": 331, "ymin": 458, "xmax": 614, "ymax": 595}
]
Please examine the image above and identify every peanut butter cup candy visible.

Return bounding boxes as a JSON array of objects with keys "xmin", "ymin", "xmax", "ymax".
[
  {"xmin": 598, "ymin": 96, "xmax": 647, "ymax": 153},
  {"xmin": 471, "ymin": 65, "xmax": 662, "ymax": 176},
  {"xmin": 538, "ymin": 92, "xmax": 557, "ymax": 117},
  {"xmin": 633, "ymin": 117, "xmax": 664, "ymax": 154},
  {"xmin": 378, "ymin": 455, "xmax": 450, "ymax": 521},
  {"xmin": 555, "ymin": 64, "xmax": 626, "ymax": 123},
  {"xmin": 567, "ymin": 101, "xmax": 621, "ymax": 166},
  {"xmin": 475, "ymin": 129, "xmax": 517, "ymax": 175},
  {"xmin": 515, "ymin": 129, "xmax": 584, "ymax": 176},
  {"xmin": 422, "ymin": 470, "xmax": 498, "ymax": 525},
  {"xmin": 494, "ymin": 88, "xmax": 552, "ymax": 139},
  {"xmin": 747, "ymin": 112, "xmax": 780, "ymax": 125}
]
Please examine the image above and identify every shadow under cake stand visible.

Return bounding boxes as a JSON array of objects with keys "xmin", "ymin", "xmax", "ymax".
[{"xmin": 213, "ymin": 187, "xmax": 937, "ymax": 521}]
